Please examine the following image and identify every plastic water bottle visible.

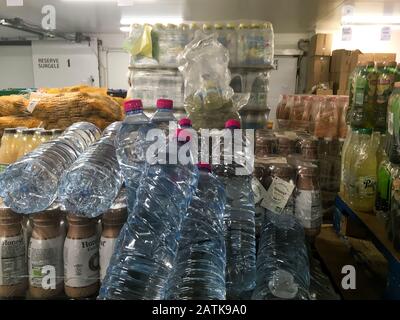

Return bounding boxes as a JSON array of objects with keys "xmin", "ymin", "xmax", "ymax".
[
  {"xmin": 166, "ymin": 163, "xmax": 226, "ymax": 300},
  {"xmin": 178, "ymin": 118, "xmax": 192, "ymax": 129},
  {"xmin": 0, "ymin": 122, "xmax": 101, "ymax": 214},
  {"xmin": 150, "ymin": 98, "xmax": 177, "ymax": 130},
  {"xmin": 214, "ymin": 119, "xmax": 256, "ymax": 300},
  {"xmin": 116, "ymin": 99, "xmax": 150, "ymax": 212},
  {"xmin": 252, "ymin": 212, "xmax": 310, "ymax": 300},
  {"xmin": 58, "ymin": 122, "xmax": 123, "ymax": 218},
  {"xmin": 98, "ymin": 132, "xmax": 199, "ymax": 300}
]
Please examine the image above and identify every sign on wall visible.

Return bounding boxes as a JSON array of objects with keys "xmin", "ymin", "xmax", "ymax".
[{"xmin": 31, "ymin": 40, "xmax": 99, "ymax": 88}]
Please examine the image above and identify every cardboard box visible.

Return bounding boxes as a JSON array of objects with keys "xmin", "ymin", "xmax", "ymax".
[
  {"xmin": 307, "ymin": 56, "xmax": 331, "ymax": 90},
  {"xmin": 316, "ymin": 89, "xmax": 333, "ymax": 95},
  {"xmin": 349, "ymin": 49, "xmax": 363, "ymax": 71},
  {"xmin": 330, "ymin": 71, "xmax": 350, "ymax": 92},
  {"xmin": 309, "ymin": 33, "xmax": 333, "ymax": 56},
  {"xmin": 331, "ymin": 49, "xmax": 352, "ymax": 73},
  {"xmin": 337, "ymin": 89, "xmax": 349, "ymax": 96},
  {"xmin": 371, "ymin": 52, "xmax": 396, "ymax": 63}
]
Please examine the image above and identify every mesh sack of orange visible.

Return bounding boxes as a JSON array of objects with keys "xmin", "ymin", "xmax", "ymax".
[
  {"xmin": 0, "ymin": 95, "xmax": 29, "ymax": 117},
  {"xmin": 40, "ymin": 85, "xmax": 108, "ymax": 96},
  {"xmin": 27, "ymin": 92, "xmax": 123, "ymax": 126},
  {"xmin": 0, "ymin": 115, "xmax": 42, "ymax": 131}
]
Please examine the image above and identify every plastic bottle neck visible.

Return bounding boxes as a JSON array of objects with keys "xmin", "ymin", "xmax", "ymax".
[
  {"xmin": 126, "ymin": 109, "xmax": 144, "ymax": 116},
  {"xmin": 151, "ymin": 108, "xmax": 176, "ymax": 122}
]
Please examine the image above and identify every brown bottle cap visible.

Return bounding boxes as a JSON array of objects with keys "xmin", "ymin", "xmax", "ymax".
[
  {"xmin": 366, "ymin": 61, "xmax": 375, "ymax": 67},
  {"xmin": 376, "ymin": 62, "xmax": 384, "ymax": 68},
  {"xmin": 266, "ymin": 163, "xmax": 295, "ymax": 181},
  {"xmin": 297, "ymin": 164, "xmax": 319, "ymax": 176},
  {"xmin": 0, "ymin": 207, "xmax": 22, "ymax": 224},
  {"xmin": 387, "ymin": 61, "xmax": 397, "ymax": 67},
  {"xmin": 66, "ymin": 213, "xmax": 97, "ymax": 225},
  {"xmin": 103, "ymin": 207, "xmax": 128, "ymax": 225},
  {"xmin": 31, "ymin": 208, "xmax": 62, "ymax": 225}
]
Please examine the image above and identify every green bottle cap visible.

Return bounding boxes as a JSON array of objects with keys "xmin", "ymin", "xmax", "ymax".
[{"xmin": 357, "ymin": 128, "xmax": 373, "ymax": 135}]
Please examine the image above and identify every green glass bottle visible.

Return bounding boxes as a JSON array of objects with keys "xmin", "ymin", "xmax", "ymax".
[
  {"xmin": 375, "ymin": 61, "xmax": 397, "ymax": 133},
  {"xmin": 347, "ymin": 63, "xmax": 362, "ymax": 125},
  {"xmin": 388, "ymin": 84, "xmax": 400, "ymax": 242},
  {"xmin": 395, "ymin": 63, "xmax": 400, "ymax": 83},
  {"xmin": 351, "ymin": 61, "xmax": 376, "ymax": 129}
]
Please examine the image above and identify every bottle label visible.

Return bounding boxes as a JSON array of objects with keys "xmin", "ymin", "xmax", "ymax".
[
  {"xmin": 376, "ymin": 165, "xmax": 391, "ymax": 211},
  {"xmin": 356, "ymin": 176, "xmax": 376, "ymax": 197},
  {"xmin": 64, "ymin": 235, "xmax": 99, "ymax": 288},
  {"xmin": 388, "ymin": 112, "xmax": 394, "ymax": 135},
  {"xmin": 261, "ymin": 177, "xmax": 295, "ymax": 214},
  {"xmin": 29, "ymin": 236, "xmax": 64, "ymax": 288},
  {"xmin": 295, "ymin": 190, "xmax": 322, "ymax": 228},
  {"xmin": 251, "ymin": 177, "xmax": 268, "ymax": 204},
  {"xmin": 256, "ymin": 157, "xmax": 288, "ymax": 165},
  {"xmin": 0, "ymin": 163, "xmax": 8, "ymax": 173},
  {"xmin": 354, "ymin": 89, "xmax": 364, "ymax": 106},
  {"xmin": 392, "ymin": 177, "xmax": 400, "ymax": 202},
  {"xmin": 377, "ymin": 77, "xmax": 392, "ymax": 104},
  {"xmin": 0, "ymin": 235, "xmax": 26, "ymax": 286},
  {"xmin": 99, "ymin": 236, "xmax": 117, "ymax": 281}
]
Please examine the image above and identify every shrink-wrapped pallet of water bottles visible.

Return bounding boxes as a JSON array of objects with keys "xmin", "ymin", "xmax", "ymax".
[
  {"xmin": 125, "ymin": 21, "xmax": 274, "ymax": 68},
  {"xmin": 338, "ymin": 59, "xmax": 400, "ymax": 251},
  {"xmin": 126, "ymin": 21, "xmax": 273, "ymax": 131}
]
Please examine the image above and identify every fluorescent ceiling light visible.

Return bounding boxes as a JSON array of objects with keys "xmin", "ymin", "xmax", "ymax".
[
  {"xmin": 62, "ymin": 0, "xmax": 154, "ymax": 2},
  {"xmin": 62, "ymin": 0, "xmax": 118, "ymax": 2},
  {"xmin": 120, "ymin": 16, "xmax": 183, "ymax": 25},
  {"xmin": 120, "ymin": 26, "xmax": 130, "ymax": 32},
  {"xmin": 342, "ymin": 15, "xmax": 400, "ymax": 25}
]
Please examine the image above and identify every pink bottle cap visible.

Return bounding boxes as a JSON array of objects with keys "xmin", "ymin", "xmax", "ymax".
[
  {"xmin": 197, "ymin": 162, "xmax": 212, "ymax": 172},
  {"xmin": 225, "ymin": 119, "xmax": 241, "ymax": 129},
  {"xmin": 124, "ymin": 99, "xmax": 143, "ymax": 112},
  {"xmin": 156, "ymin": 99, "xmax": 173, "ymax": 109},
  {"xmin": 178, "ymin": 118, "xmax": 192, "ymax": 128},
  {"xmin": 175, "ymin": 128, "xmax": 192, "ymax": 142}
]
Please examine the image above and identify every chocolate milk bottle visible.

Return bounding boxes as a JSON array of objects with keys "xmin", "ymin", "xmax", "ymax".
[
  {"xmin": 294, "ymin": 165, "xmax": 322, "ymax": 239},
  {"xmin": 100, "ymin": 207, "xmax": 127, "ymax": 282},
  {"xmin": 0, "ymin": 206, "xmax": 27, "ymax": 298},
  {"xmin": 28, "ymin": 209, "xmax": 64, "ymax": 299},
  {"xmin": 64, "ymin": 214, "xmax": 99, "ymax": 299}
]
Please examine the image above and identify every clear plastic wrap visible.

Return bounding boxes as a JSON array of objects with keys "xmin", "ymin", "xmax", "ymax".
[
  {"xmin": 125, "ymin": 21, "xmax": 274, "ymax": 69},
  {"xmin": 127, "ymin": 69, "xmax": 184, "ymax": 109},
  {"xmin": 179, "ymin": 32, "xmax": 249, "ymax": 129},
  {"xmin": 311, "ymin": 96, "xmax": 339, "ymax": 139},
  {"xmin": 276, "ymin": 94, "xmax": 291, "ymax": 130}
]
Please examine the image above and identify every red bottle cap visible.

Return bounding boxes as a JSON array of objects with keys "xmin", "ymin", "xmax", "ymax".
[
  {"xmin": 156, "ymin": 99, "xmax": 173, "ymax": 109},
  {"xmin": 124, "ymin": 99, "xmax": 143, "ymax": 112},
  {"xmin": 197, "ymin": 162, "xmax": 211, "ymax": 172},
  {"xmin": 175, "ymin": 128, "xmax": 191, "ymax": 142},
  {"xmin": 225, "ymin": 119, "xmax": 241, "ymax": 129},
  {"xmin": 178, "ymin": 118, "xmax": 192, "ymax": 128}
]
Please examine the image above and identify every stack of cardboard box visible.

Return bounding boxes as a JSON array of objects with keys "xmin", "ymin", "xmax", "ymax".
[
  {"xmin": 330, "ymin": 50, "xmax": 397, "ymax": 95},
  {"xmin": 306, "ymin": 34, "xmax": 332, "ymax": 91},
  {"xmin": 306, "ymin": 33, "xmax": 397, "ymax": 95}
]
